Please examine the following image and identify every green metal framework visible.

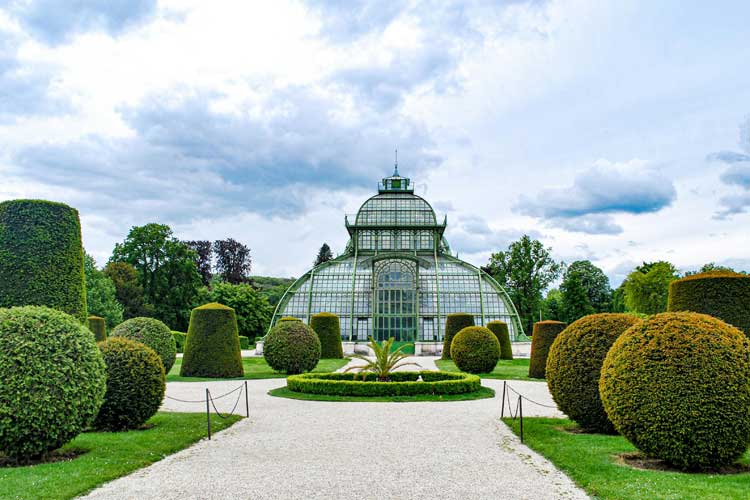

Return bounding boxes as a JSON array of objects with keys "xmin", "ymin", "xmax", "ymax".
[{"xmin": 269, "ymin": 168, "xmax": 525, "ymax": 341}]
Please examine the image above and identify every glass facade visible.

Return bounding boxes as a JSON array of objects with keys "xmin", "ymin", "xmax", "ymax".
[{"xmin": 270, "ymin": 168, "xmax": 524, "ymax": 342}]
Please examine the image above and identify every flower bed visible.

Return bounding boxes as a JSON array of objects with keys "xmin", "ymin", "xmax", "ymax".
[{"xmin": 286, "ymin": 370, "xmax": 481, "ymax": 397}]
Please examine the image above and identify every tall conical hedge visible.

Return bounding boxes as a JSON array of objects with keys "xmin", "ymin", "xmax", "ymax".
[
  {"xmin": 0, "ymin": 200, "xmax": 87, "ymax": 322},
  {"xmin": 181, "ymin": 303, "xmax": 244, "ymax": 378},
  {"xmin": 88, "ymin": 315, "xmax": 107, "ymax": 342},
  {"xmin": 528, "ymin": 320, "xmax": 567, "ymax": 379},
  {"xmin": 486, "ymin": 321, "xmax": 513, "ymax": 360},
  {"xmin": 668, "ymin": 272, "xmax": 750, "ymax": 334},
  {"xmin": 441, "ymin": 313, "xmax": 475, "ymax": 360},
  {"xmin": 310, "ymin": 312, "xmax": 344, "ymax": 359}
]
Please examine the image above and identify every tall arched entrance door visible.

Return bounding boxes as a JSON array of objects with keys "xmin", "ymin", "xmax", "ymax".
[{"xmin": 373, "ymin": 259, "xmax": 417, "ymax": 353}]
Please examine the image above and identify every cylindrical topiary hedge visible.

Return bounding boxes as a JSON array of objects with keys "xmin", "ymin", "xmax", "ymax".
[
  {"xmin": 181, "ymin": 303, "xmax": 244, "ymax": 378},
  {"xmin": 88, "ymin": 315, "xmax": 107, "ymax": 342},
  {"xmin": 486, "ymin": 321, "xmax": 513, "ymax": 360},
  {"xmin": 264, "ymin": 320, "xmax": 321, "ymax": 374},
  {"xmin": 0, "ymin": 200, "xmax": 87, "ymax": 322},
  {"xmin": 528, "ymin": 320, "xmax": 567, "ymax": 379},
  {"xmin": 450, "ymin": 326, "xmax": 501, "ymax": 374},
  {"xmin": 668, "ymin": 272, "xmax": 750, "ymax": 334},
  {"xmin": 94, "ymin": 337, "xmax": 166, "ymax": 430},
  {"xmin": 110, "ymin": 317, "xmax": 177, "ymax": 374},
  {"xmin": 0, "ymin": 306, "xmax": 106, "ymax": 460},
  {"xmin": 441, "ymin": 313, "xmax": 475, "ymax": 360},
  {"xmin": 600, "ymin": 312, "xmax": 750, "ymax": 470},
  {"xmin": 310, "ymin": 312, "xmax": 344, "ymax": 359},
  {"xmin": 546, "ymin": 313, "xmax": 642, "ymax": 433}
]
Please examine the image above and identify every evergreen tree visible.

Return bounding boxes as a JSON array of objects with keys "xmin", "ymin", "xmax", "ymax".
[
  {"xmin": 314, "ymin": 243, "xmax": 334, "ymax": 266},
  {"xmin": 104, "ymin": 261, "xmax": 153, "ymax": 320}
]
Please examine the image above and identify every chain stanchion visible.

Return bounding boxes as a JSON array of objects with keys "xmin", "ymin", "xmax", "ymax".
[
  {"xmin": 500, "ymin": 381, "xmax": 507, "ymax": 418},
  {"xmin": 206, "ymin": 388, "xmax": 212, "ymax": 440},
  {"xmin": 518, "ymin": 395, "xmax": 523, "ymax": 443},
  {"xmin": 244, "ymin": 381, "xmax": 249, "ymax": 418},
  {"xmin": 501, "ymin": 382, "xmax": 559, "ymax": 444},
  {"xmin": 165, "ymin": 381, "xmax": 247, "ymax": 441}
]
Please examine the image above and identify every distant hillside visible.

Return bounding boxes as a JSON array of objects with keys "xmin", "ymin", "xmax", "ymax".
[{"xmin": 251, "ymin": 276, "xmax": 296, "ymax": 306}]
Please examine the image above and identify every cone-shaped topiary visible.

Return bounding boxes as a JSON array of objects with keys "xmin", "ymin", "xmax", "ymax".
[
  {"xmin": 668, "ymin": 272, "xmax": 750, "ymax": 334},
  {"xmin": 310, "ymin": 312, "xmax": 344, "ymax": 359},
  {"xmin": 441, "ymin": 313, "xmax": 475, "ymax": 360},
  {"xmin": 111, "ymin": 317, "xmax": 176, "ymax": 373},
  {"xmin": 528, "ymin": 320, "xmax": 567, "ymax": 379},
  {"xmin": 94, "ymin": 337, "xmax": 165, "ymax": 430},
  {"xmin": 600, "ymin": 312, "xmax": 750, "ymax": 470},
  {"xmin": 0, "ymin": 306, "xmax": 106, "ymax": 460},
  {"xmin": 88, "ymin": 315, "xmax": 107, "ymax": 342},
  {"xmin": 264, "ymin": 320, "xmax": 321, "ymax": 374},
  {"xmin": 0, "ymin": 200, "xmax": 87, "ymax": 322},
  {"xmin": 451, "ymin": 326, "xmax": 501, "ymax": 373},
  {"xmin": 546, "ymin": 313, "xmax": 642, "ymax": 433},
  {"xmin": 486, "ymin": 321, "xmax": 513, "ymax": 360},
  {"xmin": 181, "ymin": 303, "xmax": 244, "ymax": 378}
]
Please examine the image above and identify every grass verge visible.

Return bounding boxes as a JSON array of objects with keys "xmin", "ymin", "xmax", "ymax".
[
  {"xmin": 436, "ymin": 358, "xmax": 537, "ymax": 381},
  {"xmin": 0, "ymin": 412, "xmax": 241, "ymax": 500},
  {"xmin": 167, "ymin": 357, "xmax": 350, "ymax": 382},
  {"xmin": 503, "ymin": 417, "xmax": 750, "ymax": 500},
  {"xmin": 269, "ymin": 385, "xmax": 495, "ymax": 402}
]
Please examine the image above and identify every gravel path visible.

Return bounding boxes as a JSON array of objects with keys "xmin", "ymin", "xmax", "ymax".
[{"xmin": 81, "ymin": 358, "xmax": 586, "ymax": 500}]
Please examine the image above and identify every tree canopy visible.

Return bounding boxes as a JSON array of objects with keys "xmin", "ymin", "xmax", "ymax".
[
  {"xmin": 314, "ymin": 243, "xmax": 334, "ymax": 266},
  {"xmin": 214, "ymin": 238, "xmax": 252, "ymax": 284},
  {"xmin": 84, "ymin": 253, "xmax": 123, "ymax": 328},
  {"xmin": 623, "ymin": 261, "xmax": 679, "ymax": 314}
]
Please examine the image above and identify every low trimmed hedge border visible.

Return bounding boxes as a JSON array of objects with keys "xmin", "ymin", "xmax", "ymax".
[{"xmin": 287, "ymin": 371, "xmax": 481, "ymax": 397}]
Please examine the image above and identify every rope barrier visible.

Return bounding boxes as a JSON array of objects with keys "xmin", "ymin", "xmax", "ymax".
[
  {"xmin": 208, "ymin": 386, "xmax": 244, "ymax": 420},
  {"xmin": 505, "ymin": 384, "xmax": 558, "ymax": 409},
  {"xmin": 163, "ymin": 381, "xmax": 249, "ymax": 440},
  {"xmin": 500, "ymin": 381, "xmax": 560, "ymax": 443}
]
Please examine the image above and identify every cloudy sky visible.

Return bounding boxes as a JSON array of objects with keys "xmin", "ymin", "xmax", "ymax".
[{"xmin": 2, "ymin": 0, "xmax": 749, "ymax": 285}]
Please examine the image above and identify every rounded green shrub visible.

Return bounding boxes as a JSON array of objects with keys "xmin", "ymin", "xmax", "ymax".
[
  {"xmin": 310, "ymin": 312, "xmax": 344, "ymax": 359},
  {"xmin": 486, "ymin": 321, "xmax": 513, "ymax": 360},
  {"xmin": 239, "ymin": 335, "xmax": 250, "ymax": 349},
  {"xmin": 88, "ymin": 315, "xmax": 107, "ymax": 342},
  {"xmin": 0, "ymin": 200, "xmax": 87, "ymax": 322},
  {"xmin": 181, "ymin": 303, "xmax": 243, "ymax": 378},
  {"xmin": 172, "ymin": 331, "xmax": 186, "ymax": 353},
  {"xmin": 264, "ymin": 320, "xmax": 321, "ymax": 374},
  {"xmin": 546, "ymin": 313, "xmax": 642, "ymax": 433},
  {"xmin": 94, "ymin": 337, "xmax": 165, "ymax": 430},
  {"xmin": 600, "ymin": 312, "xmax": 750, "ymax": 470},
  {"xmin": 528, "ymin": 320, "xmax": 567, "ymax": 379},
  {"xmin": 111, "ymin": 317, "xmax": 176, "ymax": 373},
  {"xmin": 441, "ymin": 313, "xmax": 475, "ymax": 360},
  {"xmin": 450, "ymin": 326, "xmax": 500, "ymax": 374},
  {"xmin": 0, "ymin": 306, "xmax": 106, "ymax": 460},
  {"xmin": 668, "ymin": 272, "xmax": 750, "ymax": 334}
]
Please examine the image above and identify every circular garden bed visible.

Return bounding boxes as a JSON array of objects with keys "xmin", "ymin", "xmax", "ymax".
[{"xmin": 285, "ymin": 370, "xmax": 482, "ymax": 398}]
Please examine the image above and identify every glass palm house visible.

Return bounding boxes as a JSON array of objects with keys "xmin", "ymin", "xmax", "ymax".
[{"xmin": 270, "ymin": 167, "xmax": 523, "ymax": 353}]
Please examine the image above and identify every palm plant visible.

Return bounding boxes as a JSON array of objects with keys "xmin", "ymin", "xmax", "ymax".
[{"xmin": 345, "ymin": 337, "xmax": 420, "ymax": 381}]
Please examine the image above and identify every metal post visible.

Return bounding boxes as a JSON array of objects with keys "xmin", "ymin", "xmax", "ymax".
[
  {"xmin": 500, "ymin": 381, "xmax": 506, "ymax": 418},
  {"xmin": 206, "ymin": 388, "xmax": 212, "ymax": 440},
  {"xmin": 244, "ymin": 381, "xmax": 249, "ymax": 418},
  {"xmin": 518, "ymin": 395, "xmax": 523, "ymax": 443}
]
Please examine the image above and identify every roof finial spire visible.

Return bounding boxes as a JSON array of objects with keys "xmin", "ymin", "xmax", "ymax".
[{"xmin": 394, "ymin": 148, "xmax": 399, "ymax": 176}]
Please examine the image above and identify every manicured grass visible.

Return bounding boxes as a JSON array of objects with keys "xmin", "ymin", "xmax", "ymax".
[
  {"xmin": 436, "ymin": 358, "xmax": 536, "ymax": 381},
  {"xmin": 0, "ymin": 412, "xmax": 241, "ymax": 500},
  {"xmin": 167, "ymin": 357, "xmax": 350, "ymax": 382},
  {"xmin": 503, "ymin": 417, "xmax": 750, "ymax": 500},
  {"xmin": 269, "ymin": 386, "xmax": 495, "ymax": 402}
]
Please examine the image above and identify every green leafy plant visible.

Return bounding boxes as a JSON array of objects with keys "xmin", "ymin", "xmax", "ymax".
[
  {"xmin": 345, "ymin": 337, "xmax": 419, "ymax": 381},
  {"xmin": 450, "ymin": 326, "xmax": 500, "ymax": 374},
  {"xmin": 264, "ymin": 320, "xmax": 321, "ymax": 374}
]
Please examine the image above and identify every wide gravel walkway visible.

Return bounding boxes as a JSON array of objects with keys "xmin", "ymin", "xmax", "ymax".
[{"xmin": 82, "ymin": 357, "xmax": 587, "ymax": 500}]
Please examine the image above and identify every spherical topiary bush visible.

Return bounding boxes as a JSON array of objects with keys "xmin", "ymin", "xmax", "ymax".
[
  {"xmin": 310, "ymin": 312, "xmax": 344, "ymax": 359},
  {"xmin": 486, "ymin": 321, "xmax": 513, "ymax": 360},
  {"xmin": 600, "ymin": 312, "xmax": 750, "ymax": 470},
  {"xmin": 264, "ymin": 320, "xmax": 321, "ymax": 374},
  {"xmin": 668, "ymin": 272, "xmax": 750, "ymax": 334},
  {"xmin": 450, "ymin": 326, "xmax": 501, "ymax": 374},
  {"xmin": 546, "ymin": 313, "xmax": 642, "ymax": 433},
  {"xmin": 441, "ymin": 313, "xmax": 475, "ymax": 360},
  {"xmin": 0, "ymin": 306, "xmax": 106, "ymax": 460},
  {"xmin": 88, "ymin": 315, "xmax": 107, "ymax": 342},
  {"xmin": 528, "ymin": 320, "xmax": 567, "ymax": 379},
  {"xmin": 94, "ymin": 337, "xmax": 165, "ymax": 431},
  {"xmin": 111, "ymin": 317, "xmax": 176, "ymax": 373},
  {"xmin": 181, "ymin": 303, "xmax": 243, "ymax": 378},
  {"xmin": 0, "ymin": 200, "xmax": 87, "ymax": 322}
]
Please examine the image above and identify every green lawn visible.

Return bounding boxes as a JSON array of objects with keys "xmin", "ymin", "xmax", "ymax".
[
  {"xmin": 503, "ymin": 417, "xmax": 750, "ymax": 500},
  {"xmin": 167, "ymin": 357, "xmax": 350, "ymax": 382},
  {"xmin": 269, "ymin": 386, "xmax": 495, "ymax": 402},
  {"xmin": 0, "ymin": 412, "xmax": 241, "ymax": 500},
  {"xmin": 436, "ymin": 358, "xmax": 537, "ymax": 381}
]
